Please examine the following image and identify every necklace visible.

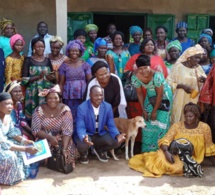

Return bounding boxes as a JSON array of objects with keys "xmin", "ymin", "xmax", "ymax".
[{"xmin": 47, "ymin": 104, "xmax": 59, "ymax": 118}]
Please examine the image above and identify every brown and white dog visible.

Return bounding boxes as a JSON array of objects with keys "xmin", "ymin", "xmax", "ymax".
[{"xmin": 112, "ymin": 116, "xmax": 146, "ymax": 160}]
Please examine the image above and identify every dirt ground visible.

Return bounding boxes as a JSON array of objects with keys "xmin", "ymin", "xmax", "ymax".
[{"xmin": 1, "ymin": 154, "xmax": 215, "ymax": 195}]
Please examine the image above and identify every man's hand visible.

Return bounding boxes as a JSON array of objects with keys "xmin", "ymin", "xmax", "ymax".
[
  {"xmin": 83, "ymin": 135, "xmax": 94, "ymax": 146},
  {"xmin": 116, "ymin": 133, "xmax": 126, "ymax": 144}
]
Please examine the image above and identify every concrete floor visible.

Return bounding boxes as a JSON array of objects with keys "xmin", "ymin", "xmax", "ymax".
[{"xmin": 1, "ymin": 155, "xmax": 215, "ymax": 195}]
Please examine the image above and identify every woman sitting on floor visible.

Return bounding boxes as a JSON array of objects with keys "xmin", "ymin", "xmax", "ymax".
[{"xmin": 129, "ymin": 102, "xmax": 215, "ymax": 178}]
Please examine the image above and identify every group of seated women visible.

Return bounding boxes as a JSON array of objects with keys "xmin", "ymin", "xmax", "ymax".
[{"xmin": 1, "ymin": 18, "xmax": 215, "ymax": 186}]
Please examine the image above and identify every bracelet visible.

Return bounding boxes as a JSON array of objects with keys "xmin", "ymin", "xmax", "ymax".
[
  {"xmin": 21, "ymin": 137, "xmax": 27, "ymax": 145},
  {"xmin": 62, "ymin": 149, "xmax": 68, "ymax": 152}
]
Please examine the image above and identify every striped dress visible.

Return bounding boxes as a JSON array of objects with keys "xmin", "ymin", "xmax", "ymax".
[{"xmin": 31, "ymin": 105, "xmax": 76, "ymax": 167}]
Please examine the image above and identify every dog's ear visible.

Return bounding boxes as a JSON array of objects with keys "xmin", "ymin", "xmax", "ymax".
[{"xmin": 131, "ymin": 118, "xmax": 136, "ymax": 122}]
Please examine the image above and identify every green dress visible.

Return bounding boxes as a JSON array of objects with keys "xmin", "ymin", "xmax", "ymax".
[
  {"xmin": 132, "ymin": 72, "xmax": 173, "ymax": 152},
  {"xmin": 21, "ymin": 57, "xmax": 54, "ymax": 120},
  {"xmin": 106, "ymin": 50, "xmax": 130, "ymax": 79}
]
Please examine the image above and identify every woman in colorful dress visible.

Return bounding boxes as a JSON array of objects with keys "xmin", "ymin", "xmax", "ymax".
[
  {"xmin": 167, "ymin": 44, "xmax": 206, "ymax": 124},
  {"xmin": 31, "ymin": 85, "xmax": 75, "ymax": 168},
  {"xmin": 155, "ymin": 26, "xmax": 169, "ymax": 60},
  {"xmin": 86, "ymin": 38, "xmax": 108, "ymax": 68},
  {"xmin": 132, "ymin": 54, "xmax": 172, "ymax": 152},
  {"xmin": 46, "ymin": 36, "xmax": 68, "ymax": 83},
  {"xmin": 199, "ymin": 48, "xmax": 215, "ymax": 142},
  {"xmin": 127, "ymin": 26, "xmax": 143, "ymax": 56},
  {"xmin": 129, "ymin": 103, "xmax": 215, "ymax": 178},
  {"xmin": 0, "ymin": 92, "xmax": 37, "ymax": 185},
  {"xmin": 84, "ymin": 24, "xmax": 99, "ymax": 57},
  {"xmin": 0, "ymin": 17, "xmax": 16, "ymax": 57},
  {"xmin": 106, "ymin": 31, "xmax": 130, "ymax": 79},
  {"xmin": 59, "ymin": 40, "xmax": 92, "ymax": 123},
  {"xmin": 124, "ymin": 38, "xmax": 168, "ymax": 78},
  {"xmin": 5, "ymin": 34, "xmax": 25, "ymax": 85},
  {"xmin": 22, "ymin": 37, "xmax": 55, "ymax": 121},
  {"xmin": 143, "ymin": 28, "xmax": 153, "ymax": 40},
  {"xmin": 164, "ymin": 40, "xmax": 182, "ymax": 74},
  {"xmin": 4, "ymin": 81, "xmax": 34, "ymax": 140},
  {"xmin": 171, "ymin": 21, "xmax": 195, "ymax": 54}
]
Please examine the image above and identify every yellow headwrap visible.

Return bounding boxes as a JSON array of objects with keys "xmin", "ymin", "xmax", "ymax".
[
  {"xmin": 177, "ymin": 44, "xmax": 204, "ymax": 63},
  {"xmin": 0, "ymin": 17, "xmax": 15, "ymax": 33},
  {"xmin": 84, "ymin": 24, "xmax": 99, "ymax": 33}
]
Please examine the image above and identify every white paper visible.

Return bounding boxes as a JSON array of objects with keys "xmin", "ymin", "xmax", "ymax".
[{"xmin": 22, "ymin": 139, "xmax": 52, "ymax": 165}]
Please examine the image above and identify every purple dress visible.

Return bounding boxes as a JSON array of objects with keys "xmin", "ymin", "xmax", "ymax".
[{"xmin": 59, "ymin": 62, "xmax": 91, "ymax": 121}]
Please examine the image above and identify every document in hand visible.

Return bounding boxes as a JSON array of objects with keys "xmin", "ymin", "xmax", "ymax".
[{"xmin": 22, "ymin": 139, "xmax": 52, "ymax": 165}]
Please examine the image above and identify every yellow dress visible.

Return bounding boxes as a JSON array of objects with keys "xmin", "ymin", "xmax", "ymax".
[
  {"xmin": 129, "ymin": 121, "xmax": 215, "ymax": 178},
  {"xmin": 166, "ymin": 63, "xmax": 206, "ymax": 123},
  {"xmin": 5, "ymin": 55, "xmax": 24, "ymax": 85}
]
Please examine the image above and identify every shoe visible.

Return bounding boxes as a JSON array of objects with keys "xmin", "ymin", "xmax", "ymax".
[
  {"xmin": 92, "ymin": 148, "xmax": 108, "ymax": 163},
  {"xmin": 79, "ymin": 155, "xmax": 89, "ymax": 164}
]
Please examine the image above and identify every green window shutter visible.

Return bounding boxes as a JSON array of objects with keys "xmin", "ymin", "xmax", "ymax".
[
  {"xmin": 187, "ymin": 14, "xmax": 209, "ymax": 43},
  {"xmin": 147, "ymin": 14, "xmax": 175, "ymax": 41},
  {"xmin": 67, "ymin": 13, "xmax": 93, "ymax": 42}
]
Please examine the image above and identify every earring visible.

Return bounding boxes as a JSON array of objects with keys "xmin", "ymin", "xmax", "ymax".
[{"xmin": 33, "ymin": 49, "xmax": 35, "ymax": 54}]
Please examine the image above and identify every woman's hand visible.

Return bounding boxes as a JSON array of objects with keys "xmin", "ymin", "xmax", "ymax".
[
  {"xmin": 24, "ymin": 140, "xmax": 34, "ymax": 145},
  {"xmin": 164, "ymin": 150, "xmax": 175, "ymax": 164},
  {"xmin": 181, "ymin": 84, "xmax": 192, "ymax": 94},
  {"xmin": 62, "ymin": 150, "xmax": 71, "ymax": 164},
  {"xmin": 151, "ymin": 111, "xmax": 157, "ymax": 121},
  {"xmin": 48, "ymin": 135, "xmax": 59, "ymax": 147},
  {"xmin": 142, "ymin": 110, "xmax": 149, "ymax": 121},
  {"xmin": 25, "ymin": 146, "xmax": 38, "ymax": 154},
  {"xmin": 198, "ymin": 76, "xmax": 206, "ymax": 83},
  {"xmin": 39, "ymin": 70, "xmax": 47, "ymax": 79},
  {"xmin": 46, "ymin": 72, "xmax": 56, "ymax": 83}
]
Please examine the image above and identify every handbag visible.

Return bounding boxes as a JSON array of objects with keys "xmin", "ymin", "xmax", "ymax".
[
  {"xmin": 168, "ymin": 138, "xmax": 203, "ymax": 178},
  {"xmin": 47, "ymin": 141, "xmax": 73, "ymax": 174},
  {"xmin": 122, "ymin": 71, "xmax": 138, "ymax": 102},
  {"xmin": 148, "ymin": 96, "xmax": 170, "ymax": 112}
]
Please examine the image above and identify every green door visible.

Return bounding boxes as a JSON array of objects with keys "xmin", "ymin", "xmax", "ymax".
[
  {"xmin": 187, "ymin": 14, "xmax": 210, "ymax": 43},
  {"xmin": 147, "ymin": 14, "xmax": 175, "ymax": 41},
  {"xmin": 67, "ymin": 13, "xmax": 93, "ymax": 42}
]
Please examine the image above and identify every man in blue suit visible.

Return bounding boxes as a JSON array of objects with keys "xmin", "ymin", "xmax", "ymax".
[{"xmin": 75, "ymin": 85, "xmax": 125, "ymax": 164}]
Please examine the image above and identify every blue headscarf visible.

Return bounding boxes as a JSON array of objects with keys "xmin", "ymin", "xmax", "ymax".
[
  {"xmin": 176, "ymin": 21, "xmax": 188, "ymax": 30},
  {"xmin": 198, "ymin": 33, "xmax": 212, "ymax": 45},
  {"xmin": 129, "ymin": 26, "xmax": 143, "ymax": 36},
  {"xmin": 93, "ymin": 38, "xmax": 107, "ymax": 53}
]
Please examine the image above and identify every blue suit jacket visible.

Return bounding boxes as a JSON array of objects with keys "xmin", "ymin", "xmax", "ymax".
[{"xmin": 76, "ymin": 100, "xmax": 120, "ymax": 142}]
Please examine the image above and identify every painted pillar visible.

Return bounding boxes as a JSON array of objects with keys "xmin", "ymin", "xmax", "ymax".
[{"xmin": 56, "ymin": 0, "xmax": 67, "ymax": 52}]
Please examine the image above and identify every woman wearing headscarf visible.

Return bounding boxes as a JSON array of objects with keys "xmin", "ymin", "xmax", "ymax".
[
  {"xmin": 86, "ymin": 61, "xmax": 127, "ymax": 118},
  {"xmin": 198, "ymin": 33, "xmax": 212, "ymax": 51},
  {"xmin": 5, "ymin": 34, "xmax": 25, "ymax": 85},
  {"xmin": 199, "ymin": 48, "xmax": 215, "ymax": 142},
  {"xmin": 86, "ymin": 37, "xmax": 109, "ymax": 68},
  {"xmin": 31, "ymin": 85, "xmax": 75, "ymax": 168},
  {"xmin": 22, "ymin": 37, "xmax": 55, "ymax": 121},
  {"xmin": 73, "ymin": 29, "xmax": 91, "ymax": 61},
  {"xmin": 165, "ymin": 40, "xmax": 182, "ymax": 73},
  {"xmin": 59, "ymin": 40, "xmax": 92, "ymax": 123},
  {"xmin": 171, "ymin": 21, "xmax": 195, "ymax": 54},
  {"xmin": 4, "ymin": 81, "xmax": 34, "ymax": 140},
  {"xmin": 84, "ymin": 24, "xmax": 99, "ymax": 57},
  {"xmin": 167, "ymin": 44, "xmax": 206, "ymax": 124},
  {"xmin": 0, "ymin": 17, "xmax": 16, "ymax": 57},
  {"xmin": 0, "ymin": 92, "xmax": 37, "ymax": 185},
  {"xmin": 46, "ymin": 36, "xmax": 68, "ymax": 83},
  {"xmin": 201, "ymin": 28, "xmax": 213, "ymax": 37},
  {"xmin": 126, "ymin": 26, "xmax": 143, "ymax": 56}
]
